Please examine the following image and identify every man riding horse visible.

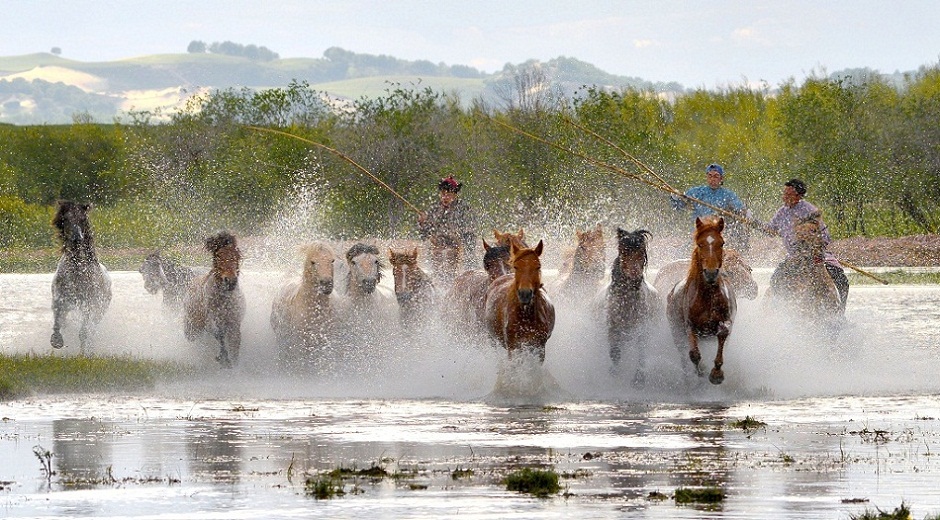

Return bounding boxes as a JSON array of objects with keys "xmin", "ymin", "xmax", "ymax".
[{"xmin": 417, "ymin": 175, "xmax": 477, "ymax": 283}]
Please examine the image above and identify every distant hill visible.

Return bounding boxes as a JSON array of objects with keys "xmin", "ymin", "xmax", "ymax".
[{"xmin": 0, "ymin": 47, "xmax": 911, "ymax": 125}]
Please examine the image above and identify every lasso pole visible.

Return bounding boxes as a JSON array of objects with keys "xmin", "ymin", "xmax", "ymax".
[{"xmin": 245, "ymin": 125, "xmax": 423, "ymax": 214}]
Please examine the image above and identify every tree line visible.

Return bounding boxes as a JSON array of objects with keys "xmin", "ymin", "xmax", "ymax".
[{"xmin": 1, "ymin": 67, "xmax": 939, "ymax": 251}]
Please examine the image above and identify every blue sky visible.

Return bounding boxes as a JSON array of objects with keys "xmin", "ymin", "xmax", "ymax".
[{"xmin": 5, "ymin": 0, "xmax": 940, "ymax": 88}]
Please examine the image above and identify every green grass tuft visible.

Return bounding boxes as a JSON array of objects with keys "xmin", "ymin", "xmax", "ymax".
[
  {"xmin": 730, "ymin": 416, "xmax": 767, "ymax": 430},
  {"xmin": 675, "ymin": 487, "xmax": 725, "ymax": 504},
  {"xmin": 504, "ymin": 467, "xmax": 560, "ymax": 498},
  {"xmin": 848, "ymin": 501, "xmax": 912, "ymax": 520},
  {"xmin": 304, "ymin": 477, "xmax": 345, "ymax": 499}
]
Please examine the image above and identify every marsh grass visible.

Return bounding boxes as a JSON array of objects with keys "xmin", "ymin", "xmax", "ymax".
[
  {"xmin": 849, "ymin": 501, "xmax": 911, "ymax": 519},
  {"xmin": 848, "ymin": 270, "xmax": 940, "ymax": 285},
  {"xmin": 304, "ymin": 476, "xmax": 345, "ymax": 499},
  {"xmin": 674, "ymin": 487, "xmax": 725, "ymax": 504},
  {"xmin": 0, "ymin": 353, "xmax": 195, "ymax": 398},
  {"xmin": 504, "ymin": 467, "xmax": 560, "ymax": 498},
  {"xmin": 729, "ymin": 416, "xmax": 767, "ymax": 431}
]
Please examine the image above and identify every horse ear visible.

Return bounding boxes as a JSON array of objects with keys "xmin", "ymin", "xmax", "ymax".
[
  {"xmin": 483, "ymin": 239, "xmax": 491, "ymax": 251},
  {"xmin": 388, "ymin": 247, "xmax": 394, "ymax": 259},
  {"xmin": 576, "ymin": 229, "xmax": 584, "ymax": 239},
  {"xmin": 82, "ymin": 203, "xmax": 93, "ymax": 212},
  {"xmin": 534, "ymin": 240, "xmax": 544, "ymax": 256},
  {"xmin": 716, "ymin": 217, "xmax": 725, "ymax": 232},
  {"xmin": 517, "ymin": 228, "xmax": 525, "ymax": 239},
  {"xmin": 411, "ymin": 246, "xmax": 418, "ymax": 258},
  {"xmin": 617, "ymin": 227, "xmax": 625, "ymax": 238},
  {"xmin": 695, "ymin": 217, "xmax": 704, "ymax": 229}
]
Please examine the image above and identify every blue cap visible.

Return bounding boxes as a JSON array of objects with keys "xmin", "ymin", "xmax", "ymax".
[{"xmin": 706, "ymin": 163, "xmax": 724, "ymax": 176}]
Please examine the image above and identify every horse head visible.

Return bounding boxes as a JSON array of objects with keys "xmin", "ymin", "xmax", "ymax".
[
  {"xmin": 482, "ymin": 240, "xmax": 511, "ymax": 280},
  {"xmin": 614, "ymin": 228, "xmax": 651, "ymax": 290},
  {"xmin": 574, "ymin": 224, "xmax": 606, "ymax": 275},
  {"xmin": 53, "ymin": 200, "xmax": 94, "ymax": 252},
  {"xmin": 493, "ymin": 228, "xmax": 527, "ymax": 249},
  {"xmin": 302, "ymin": 242, "xmax": 335, "ymax": 295},
  {"xmin": 139, "ymin": 251, "xmax": 166, "ymax": 294},
  {"xmin": 509, "ymin": 239, "xmax": 544, "ymax": 307},
  {"xmin": 723, "ymin": 248, "xmax": 758, "ymax": 299},
  {"xmin": 793, "ymin": 213, "xmax": 826, "ymax": 260},
  {"xmin": 692, "ymin": 216, "xmax": 725, "ymax": 285},
  {"xmin": 346, "ymin": 243, "xmax": 382, "ymax": 295},
  {"xmin": 389, "ymin": 246, "xmax": 422, "ymax": 303},
  {"xmin": 206, "ymin": 231, "xmax": 241, "ymax": 291}
]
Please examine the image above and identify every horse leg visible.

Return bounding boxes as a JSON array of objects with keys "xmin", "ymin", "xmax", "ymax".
[
  {"xmin": 709, "ymin": 322, "xmax": 730, "ymax": 385},
  {"xmin": 687, "ymin": 331, "xmax": 705, "ymax": 377},
  {"xmin": 79, "ymin": 312, "xmax": 89, "ymax": 353},
  {"xmin": 633, "ymin": 326, "xmax": 648, "ymax": 388},
  {"xmin": 51, "ymin": 299, "xmax": 65, "ymax": 349}
]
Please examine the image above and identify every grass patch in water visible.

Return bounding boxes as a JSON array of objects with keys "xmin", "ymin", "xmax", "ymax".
[
  {"xmin": 849, "ymin": 501, "xmax": 912, "ymax": 519},
  {"xmin": 675, "ymin": 487, "xmax": 725, "ymax": 504},
  {"xmin": 304, "ymin": 476, "xmax": 345, "ymax": 499},
  {"xmin": 0, "ymin": 353, "xmax": 195, "ymax": 398},
  {"xmin": 848, "ymin": 270, "xmax": 940, "ymax": 285},
  {"xmin": 451, "ymin": 467, "xmax": 474, "ymax": 480},
  {"xmin": 504, "ymin": 467, "xmax": 560, "ymax": 498},
  {"xmin": 729, "ymin": 416, "xmax": 767, "ymax": 430}
]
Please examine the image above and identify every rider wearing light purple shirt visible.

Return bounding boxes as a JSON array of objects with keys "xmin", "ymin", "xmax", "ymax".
[{"xmin": 763, "ymin": 178, "xmax": 849, "ymax": 311}]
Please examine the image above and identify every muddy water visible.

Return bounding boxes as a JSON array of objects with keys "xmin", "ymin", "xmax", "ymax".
[{"xmin": 2, "ymin": 271, "xmax": 940, "ymax": 519}]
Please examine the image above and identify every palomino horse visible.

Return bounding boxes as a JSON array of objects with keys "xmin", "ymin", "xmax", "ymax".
[
  {"xmin": 493, "ymin": 228, "xmax": 527, "ymax": 249},
  {"xmin": 447, "ymin": 240, "xmax": 511, "ymax": 333},
  {"xmin": 666, "ymin": 216, "xmax": 736, "ymax": 385},
  {"xmin": 428, "ymin": 236, "xmax": 462, "ymax": 286},
  {"xmin": 183, "ymin": 231, "xmax": 246, "ymax": 368},
  {"xmin": 388, "ymin": 247, "xmax": 435, "ymax": 328},
  {"xmin": 764, "ymin": 214, "xmax": 843, "ymax": 323},
  {"xmin": 139, "ymin": 251, "xmax": 197, "ymax": 307},
  {"xmin": 483, "ymin": 240, "xmax": 556, "ymax": 362},
  {"xmin": 50, "ymin": 200, "xmax": 112, "ymax": 351},
  {"xmin": 270, "ymin": 242, "xmax": 336, "ymax": 355},
  {"xmin": 601, "ymin": 228, "xmax": 660, "ymax": 385},
  {"xmin": 553, "ymin": 224, "xmax": 606, "ymax": 300},
  {"xmin": 653, "ymin": 247, "xmax": 758, "ymax": 301}
]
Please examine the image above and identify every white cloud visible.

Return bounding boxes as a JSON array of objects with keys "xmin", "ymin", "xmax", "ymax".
[{"xmin": 633, "ymin": 39, "xmax": 655, "ymax": 49}]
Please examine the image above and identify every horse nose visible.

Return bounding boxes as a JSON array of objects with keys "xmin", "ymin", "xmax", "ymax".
[
  {"xmin": 703, "ymin": 269, "xmax": 720, "ymax": 285},
  {"xmin": 222, "ymin": 277, "xmax": 238, "ymax": 291},
  {"xmin": 361, "ymin": 278, "xmax": 377, "ymax": 294},
  {"xmin": 517, "ymin": 288, "xmax": 534, "ymax": 305},
  {"xmin": 319, "ymin": 280, "xmax": 334, "ymax": 294}
]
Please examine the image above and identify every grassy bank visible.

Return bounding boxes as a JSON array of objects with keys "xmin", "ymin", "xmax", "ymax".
[{"xmin": 0, "ymin": 353, "xmax": 195, "ymax": 399}]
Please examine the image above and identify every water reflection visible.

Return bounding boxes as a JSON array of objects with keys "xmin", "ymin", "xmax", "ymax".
[
  {"xmin": 53, "ymin": 418, "xmax": 114, "ymax": 489},
  {"xmin": 187, "ymin": 419, "xmax": 244, "ymax": 483}
]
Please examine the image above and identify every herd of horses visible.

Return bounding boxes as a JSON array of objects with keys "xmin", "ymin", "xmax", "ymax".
[{"xmin": 49, "ymin": 200, "xmax": 845, "ymax": 384}]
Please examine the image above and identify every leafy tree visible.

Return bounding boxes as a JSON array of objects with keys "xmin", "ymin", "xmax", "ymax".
[{"xmin": 187, "ymin": 40, "xmax": 207, "ymax": 54}]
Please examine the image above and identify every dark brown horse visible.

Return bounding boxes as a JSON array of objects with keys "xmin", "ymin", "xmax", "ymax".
[
  {"xmin": 388, "ymin": 246, "xmax": 436, "ymax": 328},
  {"xmin": 51, "ymin": 201, "xmax": 112, "ymax": 351},
  {"xmin": 184, "ymin": 231, "xmax": 246, "ymax": 368},
  {"xmin": 603, "ymin": 228, "xmax": 660, "ymax": 386},
  {"xmin": 666, "ymin": 216, "xmax": 736, "ymax": 385},
  {"xmin": 483, "ymin": 240, "xmax": 555, "ymax": 362},
  {"xmin": 447, "ymin": 240, "xmax": 511, "ymax": 332},
  {"xmin": 139, "ymin": 251, "xmax": 197, "ymax": 307}
]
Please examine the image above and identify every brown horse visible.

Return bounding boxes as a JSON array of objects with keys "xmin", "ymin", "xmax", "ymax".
[
  {"xmin": 764, "ymin": 214, "xmax": 843, "ymax": 322},
  {"xmin": 139, "ymin": 251, "xmax": 197, "ymax": 307},
  {"xmin": 388, "ymin": 246, "xmax": 436, "ymax": 328},
  {"xmin": 666, "ymin": 216, "xmax": 736, "ymax": 385},
  {"xmin": 184, "ymin": 231, "xmax": 246, "ymax": 368},
  {"xmin": 483, "ymin": 240, "xmax": 555, "ymax": 362},
  {"xmin": 602, "ymin": 228, "xmax": 660, "ymax": 386},
  {"xmin": 493, "ymin": 228, "xmax": 527, "ymax": 249},
  {"xmin": 270, "ymin": 242, "xmax": 336, "ymax": 355},
  {"xmin": 447, "ymin": 240, "xmax": 511, "ymax": 332},
  {"xmin": 653, "ymin": 248, "xmax": 758, "ymax": 301},
  {"xmin": 51, "ymin": 201, "xmax": 112, "ymax": 351},
  {"xmin": 553, "ymin": 224, "xmax": 606, "ymax": 300}
]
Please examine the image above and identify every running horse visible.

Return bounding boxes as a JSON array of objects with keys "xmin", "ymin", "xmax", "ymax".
[
  {"xmin": 653, "ymin": 247, "xmax": 758, "ymax": 301},
  {"xmin": 602, "ymin": 228, "xmax": 660, "ymax": 385},
  {"xmin": 493, "ymin": 228, "xmax": 527, "ymax": 249},
  {"xmin": 553, "ymin": 224, "xmax": 606, "ymax": 300},
  {"xmin": 270, "ymin": 242, "xmax": 336, "ymax": 354},
  {"xmin": 139, "ymin": 251, "xmax": 197, "ymax": 307},
  {"xmin": 50, "ymin": 200, "xmax": 112, "ymax": 351},
  {"xmin": 446, "ymin": 240, "xmax": 511, "ymax": 333},
  {"xmin": 666, "ymin": 216, "xmax": 736, "ymax": 385},
  {"xmin": 388, "ymin": 246, "xmax": 435, "ymax": 328},
  {"xmin": 764, "ymin": 213, "xmax": 844, "ymax": 323},
  {"xmin": 183, "ymin": 231, "xmax": 246, "ymax": 368},
  {"xmin": 483, "ymin": 240, "xmax": 555, "ymax": 362}
]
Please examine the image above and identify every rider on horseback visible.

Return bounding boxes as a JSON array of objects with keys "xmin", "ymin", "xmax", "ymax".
[
  {"xmin": 671, "ymin": 163, "xmax": 753, "ymax": 251},
  {"xmin": 417, "ymin": 176, "xmax": 477, "ymax": 279}
]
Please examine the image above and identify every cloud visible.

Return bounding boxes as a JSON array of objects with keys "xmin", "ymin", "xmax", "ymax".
[
  {"xmin": 633, "ymin": 39, "xmax": 655, "ymax": 49},
  {"xmin": 732, "ymin": 26, "xmax": 771, "ymax": 46}
]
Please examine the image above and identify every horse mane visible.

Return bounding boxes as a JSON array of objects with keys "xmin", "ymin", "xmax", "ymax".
[
  {"xmin": 611, "ymin": 228, "xmax": 651, "ymax": 285},
  {"xmin": 205, "ymin": 231, "xmax": 239, "ymax": 254}
]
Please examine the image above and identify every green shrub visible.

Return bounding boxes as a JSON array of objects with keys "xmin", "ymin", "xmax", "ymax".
[{"xmin": 504, "ymin": 467, "xmax": 560, "ymax": 498}]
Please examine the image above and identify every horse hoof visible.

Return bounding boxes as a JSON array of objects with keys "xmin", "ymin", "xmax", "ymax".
[
  {"xmin": 51, "ymin": 332, "xmax": 64, "ymax": 349},
  {"xmin": 709, "ymin": 368, "xmax": 725, "ymax": 385},
  {"xmin": 632, "ymin": 370, "xmax": 646, "ymax": 388},
  {"xmin": 689, "ymin": 349, "xmax": 701, "ymax": 365}
]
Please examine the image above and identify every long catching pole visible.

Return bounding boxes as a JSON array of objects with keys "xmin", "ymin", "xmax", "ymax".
[
  {"xmin": 246, "ymin": 125, "xmax": 423, "ymax": 214},
  {"xmin": 495, "ymin": 116, "xmax": 889, "ymax": 285}
]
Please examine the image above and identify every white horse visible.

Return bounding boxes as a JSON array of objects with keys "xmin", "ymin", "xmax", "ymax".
[{"xmin": 270, "ymin": 242, "xmax": 337, "ymax": 357}]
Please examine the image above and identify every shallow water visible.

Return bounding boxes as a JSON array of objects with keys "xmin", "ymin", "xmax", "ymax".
[{"xmin": 2, "ymin": 271, "xmax": 940, "ymax": 519}]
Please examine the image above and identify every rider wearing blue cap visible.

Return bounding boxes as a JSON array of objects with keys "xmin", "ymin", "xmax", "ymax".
[{"xmin": 671, "ymin": 163, "xmax": 751, "ymax": 250}]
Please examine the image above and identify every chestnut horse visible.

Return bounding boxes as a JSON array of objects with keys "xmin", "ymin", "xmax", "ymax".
[
  {"xmin": 493, "ymin": 228, "xmax": 527, "ymax": 249},
  {"xmin": 666, "ymin": 216, "xmax": 736, "ymax": 385},
  {"xmin": 483, "ymin": 240, "xmax": 555, "ymax": 362},
  {"xmin": 270, "ymin": 242, "xmax": 336, "ymax": 354},
  {"xmin": 553, "ymin": 224, "xmax": 606, "ymax": 300},
  {"xmin": 447, "ymin": 240, "xmax": 511, "ymax": 332},
  {"xmin": 653, "ymin": 248, "xmax": 758, "ymax": 301},
  {"xmin": 184, "ymin": 231, "xmax": 245, "ymax": 368},
  {"xmin": 388, "ymin": 246, "xmax": 436, "ymax": 328},
  {"xmin": 764, "ymin": 214, "xmax": 843, "ymax": 323},
  {"xmin": 602, "ymin": 228, "xmax": 660, "ymax": 385},
  {"xmin": 139, "ymin": 251, "xmax": 197, "ymax": 307},
  {"xmin": 51, "ymin": 201, "xmax": 112, "ymax": 351}
]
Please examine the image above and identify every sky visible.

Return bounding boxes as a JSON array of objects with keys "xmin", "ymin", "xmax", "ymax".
[{"xmin": 4, "ymin": 0, "xmax": 940, "ymax": 88}]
